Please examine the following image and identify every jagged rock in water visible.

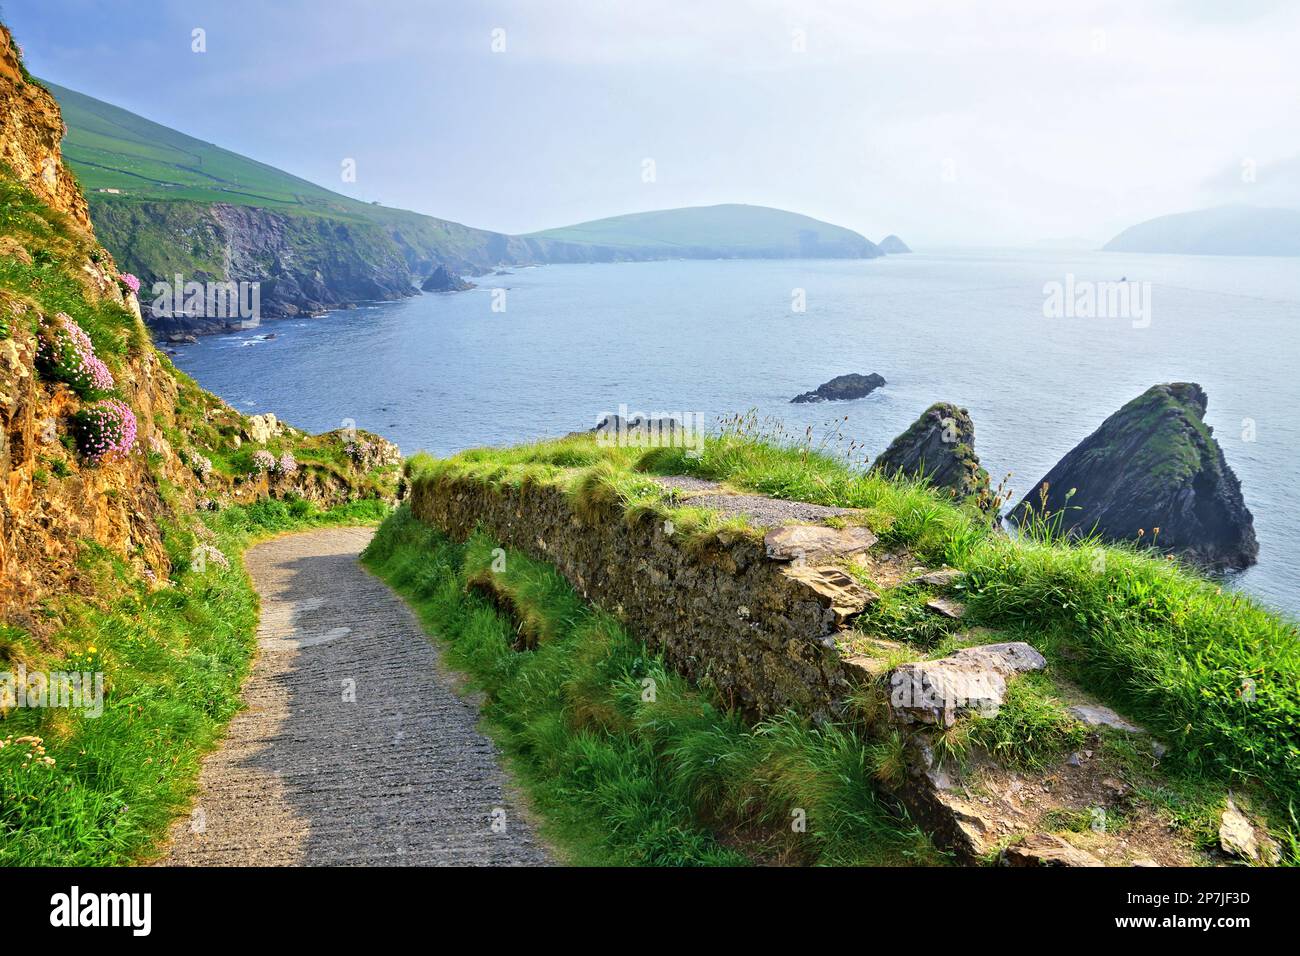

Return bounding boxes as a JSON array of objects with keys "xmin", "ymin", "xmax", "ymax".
[
  {"xmin": 790, "ymin": 372, "xmax": 886, "ymax": 403},
  {"xmin": 870, "ymin": 403, "xmax": 991, "ymax": 505},
  {"xmin": 878, "ymin": 234, "xmax": 912, "ymax": 254},
  {"xmin": 1009, "ymin": 383, "xmax": 1258, "ymax": 570},
  {"xmin": 420, "ymin": 264, "xmax": 474, "ymax": 292}
]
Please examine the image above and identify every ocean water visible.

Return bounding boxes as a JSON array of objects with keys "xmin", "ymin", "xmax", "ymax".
[{"xmin": 169, "ymin": 250, "xmax": 1300, "ymax": 616}]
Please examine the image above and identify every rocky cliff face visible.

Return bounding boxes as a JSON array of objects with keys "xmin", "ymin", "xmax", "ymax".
[
  {"xmin": 0, "ymin": 29, "xmax": 89, "ymax": 233},
  {"xmin": 89, "ymin": 199, "xmax": 427, "ymax": 332},
  {"xmin": 871, "ymin": 403, "xmax": 991, "ymax": 506},
  {"xmin": 1010, "ymin": 383, "xmax": 1258, "ymax": 570},
  {"xmin": 0, "ymin": 28, "xmax": 194, "ymax": 629},
  {"xmin": 0, "ymin": 26, "xmax": 397, "ymax": 633}
]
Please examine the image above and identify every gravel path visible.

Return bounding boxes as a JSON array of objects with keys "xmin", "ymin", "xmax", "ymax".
[
  {"xmin": 651, "ymin": 475, "xmax": 855, "ymax": 527},
  {"xmin": 161, "ymin": 526, "xmax": 551, "ymax": 866}
]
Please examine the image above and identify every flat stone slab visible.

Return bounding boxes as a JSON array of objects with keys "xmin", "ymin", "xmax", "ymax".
[
  {"xmin": 1001, "ymin": 833, "xmax": 1103, "ymax": 867},
  {"xmin": 1069, "ymin": 703, "xmax": 1145, "ymax": 734},
  {"xmin": 765, "ymin": 524, "xmax": 878, "ymax": 564},
  {"xmin": 889, "ymin": 642, "xmax": 1047, "ymax": 727},
  {"xmin": 1219, "ymin": 797, "xmax": 1279, "ymax": 864},
  {"xmin": 783, "ymin": 565, "xmax": 877, "ymax": 624},
  {"xmin": 925, "ymin": 596, "xmax": 967, "ymax": 619},
  {"xmin": 906, "ymin": 568, "xmax": 964, "ymax": 588}
]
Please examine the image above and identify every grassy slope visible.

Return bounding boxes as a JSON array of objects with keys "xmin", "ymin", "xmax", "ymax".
[
  {"xmin": 0, "ymin": 163, "xmax": 142, "ymax": 356},
  {"xmin": 525, "ymin": 203, "xmax": 878, "ymax": 256},
  {"xmin": 0, "ymin": 498, "xmax": 389, "ymax": 865},
  {"xmin": 401, "ymin": 421, "xmax": 1300, "ymax": 844},
  {"xmin": 0, "ymin": 143, "xmax": 398, "ymax": 863},
  {"xmin": 363, "ymin": 507, "xmax": 944, "ymax": 866},
  {"xmin": 45, "ymin": 81, "xmax": 512, "ymax": 274},
  {"xmin": 49, "ymin": 83, "xmax": 880, "ymax": 267},
  {"xmin": 1102, "ymin": 204, "xmax": 1300, "ymax": 256}
]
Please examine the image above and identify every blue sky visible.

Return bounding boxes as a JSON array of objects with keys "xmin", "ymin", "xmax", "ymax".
[{"xmin": 6, "ymin": 0, "xmax": 1299, "ymax": 245}]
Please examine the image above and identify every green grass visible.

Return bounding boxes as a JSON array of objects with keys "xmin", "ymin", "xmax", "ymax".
[
  {"xmin": 42, "ymin": 80, "xmax": 514, "ymax": 284},
  {"xmin": 0, "ymin": 167, "xmax": 143, "ymax": 359},
  {"xmin": 362, "ymin": 506, "xmax": 944, "ymax": 866},
  {"xmin": 0, "ymin": 498, "xmax": 389, "ymax": 866},
  {"xmin": 411, "ymin": 420, "xmax": 1300, "ymax": 815}
]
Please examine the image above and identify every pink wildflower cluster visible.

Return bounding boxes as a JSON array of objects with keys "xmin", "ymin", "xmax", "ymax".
[
  {"xmin": 276, "ymin": 451, "xmax": 298, "ymax": 476},
  {"xmin": 36, "ymin": 313, "xmax": 114, "ymax": 397},
  {"xmin": 72, "ymin": 399, "xmax": 138, "ymax": 464},
  {"xmin": 118, "ymin": 273, "xmax": 141, "ymax": 296},
  {"xmin": 344, "ymin": 440, "xmax": 373, "ymax": 463},
  {"xmin": 250, "ymin": 450, "xmax": 276, "ymax": 474}
]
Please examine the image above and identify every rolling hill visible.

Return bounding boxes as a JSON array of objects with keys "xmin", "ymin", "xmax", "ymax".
[
  {"xmin": 46, "ymin": 80, "xmax": 516, "ymax": 328},
  {"xmin": 46, "ymin": 82, "xmax": 886, "ymax": 333},
  {"xmin": 1102, "ymin": 204, "xmax": 1300, "ymax": 256},
  {"xmin": 520, "ymin": 204, "xmax": 880, "ymax": 261}
]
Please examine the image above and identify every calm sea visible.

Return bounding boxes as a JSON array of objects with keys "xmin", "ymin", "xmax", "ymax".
[{"xmin": 169, "ymin": 250, "xmax": 1300, "ymax": 615}]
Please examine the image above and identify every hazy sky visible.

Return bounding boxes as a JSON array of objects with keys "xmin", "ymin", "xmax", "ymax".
[{"xmin": 7, "ymin": 0, "xmax": 1300, "ymax": 245}]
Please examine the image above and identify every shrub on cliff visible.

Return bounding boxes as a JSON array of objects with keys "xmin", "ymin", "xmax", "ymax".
[
  {"xmin": 72, "ymin": 399, "xmax": 137, "ymax": 464},
  {"xmin": 35, "ymin": 312, "xmax": 114, "ymax": 397}
]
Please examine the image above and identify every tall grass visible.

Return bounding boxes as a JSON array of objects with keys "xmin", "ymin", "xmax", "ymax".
[
  {"xmin": 0, "ymin": 499, "xmax": 389, "ymax": 866},
  {"xmin": 0, "ymin": 168, "xmax": 143, "ymax": 358},
  {"xmin": 362, "ymin": 506, "xmax": 943, "ymax": 866},
  {"xmin": 412, "ymin": 424, "xmax": 1300, "ymax": 814}
]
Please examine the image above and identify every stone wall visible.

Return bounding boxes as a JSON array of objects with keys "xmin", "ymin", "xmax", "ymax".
[{"xmin": 411, "ymin": 472, "xmax": 859, "ymax": 720}]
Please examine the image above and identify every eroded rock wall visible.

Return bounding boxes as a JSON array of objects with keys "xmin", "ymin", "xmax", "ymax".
[{"xmin": 411, "ymin": 474, "xmax": 855, "ymax": 719}]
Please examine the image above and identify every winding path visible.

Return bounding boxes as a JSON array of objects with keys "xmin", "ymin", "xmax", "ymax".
[{"xmin": 161, "ymin": 527, "xmax": 551, "ymax": 866}]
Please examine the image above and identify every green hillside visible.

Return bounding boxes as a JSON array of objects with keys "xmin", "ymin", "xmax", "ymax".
[
  {"xmin": 1102, "ymin": 204, "xmax": 1300, "ymax": 257},
  {"xmin": 47, "ymin": 78, "xmax": 512, "ymax": 255},
  {"xmin": 525, "ymin": 203, "xmax": 880, "ymax": 258},
  {"xmin": 51, "ymin": 80, "xmax": 398, "ymax": 218},
  {"xmin": 45, "ymin": 82, "xmax": 882, "ymax": 327}
]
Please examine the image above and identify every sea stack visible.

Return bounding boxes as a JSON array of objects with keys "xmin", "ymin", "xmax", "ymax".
[
  {"xmin": 871, "ymin": 403, "xmax": 991, "ymax": 506},
  {"xmin": 1009, "ymin": 383, "xmax": 1258, "ymax": 570},
  {"xmin": 421, "ymin": 264, "xmax": 475, "ymax": 292},
  {"xmin": 791, "ymin": 372, "xmax": 886, "ymax": 404}
]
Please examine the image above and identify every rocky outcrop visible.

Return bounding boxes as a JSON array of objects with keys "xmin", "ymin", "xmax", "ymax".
[
  {"xmin": 879, "ymin": 235, "xmax": 912, "ymax": 254},
  {"xmin": 888, "ymin": 642, "xmax": 1047, "ymax": 727},
  {"xmin": 0, "ymin": 30, "xmax": 90, "ymax": 233},
  {"xmin": 0, "ymin": 23, "xmax": 395, "ymax": 631},
  {"xmin": 420, "ymin": 264, "xmax": 474, "ymax": 293},
  {"xmin": 1001, "ymin": 834, "xmax": 1103, "ymax": 867},
  {"xmin": 0, "ymin": 29, "xmax": 197, "ymax": 628},
  {"xmin": 1010, "ymin": 383, "xmax": 1258, "ymax": 570},
  {"xmin": 91, "ymin": 200, "xmax": 426, "ymax": 334},
  {"xmin": 243, "ymin": 412, "xmax": 286, "ymax": 445},
  {"xmin": 790, "ymin": 372, "xmax": 886, "ymax": 404},
  {"xmin": 871, "ymin": 403, "xmax": 991, "ymax": 505}
]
